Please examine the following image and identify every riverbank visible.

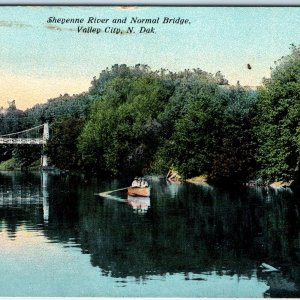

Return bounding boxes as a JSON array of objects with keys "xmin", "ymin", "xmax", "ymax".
[
  {"xmin": 183, "ymin": 172, "xmax": 296, "ymax": 190},
  {"xmin": 0, "ymin": 157, "xmax": 297, "ymax": 190},
  {"xmin": 186, "ymin": 175, "xmax": 208, "ymax": 185},
  {"xmin": 0, "ymin": 158, "xmax": 41, "ymax": 171}
]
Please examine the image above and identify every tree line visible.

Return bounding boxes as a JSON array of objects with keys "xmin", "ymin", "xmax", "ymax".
[{"xmin": 1, "ymin": 45, "xmax": 300, "ymax": 184}]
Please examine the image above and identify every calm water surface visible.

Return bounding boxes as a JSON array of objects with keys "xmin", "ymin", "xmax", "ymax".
[{"xmin": 0, "ymin": 171, "xmax": 299, "ymax": 297}]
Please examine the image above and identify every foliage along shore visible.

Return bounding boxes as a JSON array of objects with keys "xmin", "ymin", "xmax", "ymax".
[
  {"xmin": 1, "ymin": 45, "xmax": 300, "ymax": 186},
  {"xmin": 0, "ymin": 158, "xmax": 293, "ymax": 190},
  {"xmin": 0, "ymin": 158, "xmax": 40, "ymax": 171}
]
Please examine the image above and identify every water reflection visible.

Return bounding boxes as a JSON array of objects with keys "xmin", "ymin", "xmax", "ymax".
[
  {"xmin": 126, "ymin": 196, "xmax": 150, "ymax": 214},
  {"xmin": 0, "ymin": 171, "xmax": 49, "ymax": 241},
  {"xmin": 81, "ymin": 181, "xmax": 300, "ymax": 296},
  {"xmin": 0, "ymin": 172, "xmax": 299, "ymax": 297}
]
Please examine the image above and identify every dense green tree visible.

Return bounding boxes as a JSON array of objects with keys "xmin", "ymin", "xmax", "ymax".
[
  {"xmin": 153, "ymin": 83, "xmax": 257, "ymax": 182},
  {"xmin": 209, "ymin": 86, "xmax": 257, "ymax": 182},
  {"xmin": 0, "ymin": 145, "xmax": 13, "ymax": 163},
  {"xmin": 0, "ymin": 102, "xmax": 25, "ymax": 135},
  {"xmin": 255, "ymin": 45, "xmax": 300, "ymax": 181},
  {"xmin": 157, "ymin": 80, "xmax": 225, "ymax": 178},
  {"xmin": 13, "ymin": 145, "xmax": 41, "ymax": 169},
  {"xmin": 89, "ymin": 64, "xmax": 151, "ymax": 96},
  {"xmin": 79, "ymin": 65, "xmax": 256, "ymax": 181},
  {"xmin": 0, "ymin": 62, "xmax": 283, "ymax": 184},
  {"xmin": 0, "ymin": 101, "xmax": 26, "ymax": 162},
  {"xmin": 79, "ymin": 73, "xmax": 173, "ymax": 176},
  {"xmin": 23, "ymin": 93, "xmax": 93, "ymax": 128},
  {"xmin": 47, "ymin": 117, "xmax": 85, "ymax": 171}
]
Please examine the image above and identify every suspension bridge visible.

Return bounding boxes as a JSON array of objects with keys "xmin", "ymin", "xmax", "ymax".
[{"xmin": 0, "ymin": 123, "xmax": 49, "ymax": 167}]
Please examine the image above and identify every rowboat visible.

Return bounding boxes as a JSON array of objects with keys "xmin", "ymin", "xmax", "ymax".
[{"xmin": 127, "ymin": 186, "xmax": 150, "ymax": 197}]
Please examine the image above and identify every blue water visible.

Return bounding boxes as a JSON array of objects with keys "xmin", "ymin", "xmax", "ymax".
[{"xmin": 0, "ymin": 171, "xmax": 299, "ymax": 297}]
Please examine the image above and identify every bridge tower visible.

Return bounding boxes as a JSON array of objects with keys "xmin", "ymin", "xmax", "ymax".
[{"xmin": 41, "ymin": 123, "xmax": 49, "ymax": 167}]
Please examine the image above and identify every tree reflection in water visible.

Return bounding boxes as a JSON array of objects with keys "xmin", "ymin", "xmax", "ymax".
[
  {"xmin": 75, "ymin": 178, "xmax": 300, "ymax": 297},
  {"xmin": 0, "ymin": 172, "xmax": 299, "ymax": 297}
]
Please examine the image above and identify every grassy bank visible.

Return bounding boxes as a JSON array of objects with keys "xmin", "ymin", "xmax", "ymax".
[{"xmin": 0, "ymin": 158, "xmax": 41, "ymax": 171}]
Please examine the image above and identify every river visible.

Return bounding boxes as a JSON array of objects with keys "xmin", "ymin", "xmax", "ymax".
[{"xmin": 0, "ymin": 171, "xmax": 299, "ymax": 297}]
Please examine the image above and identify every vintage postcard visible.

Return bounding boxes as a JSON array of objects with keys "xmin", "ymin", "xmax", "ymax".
[{"xmin": 0, "ymin": 4, "xmax": 300, "ymax": 298}]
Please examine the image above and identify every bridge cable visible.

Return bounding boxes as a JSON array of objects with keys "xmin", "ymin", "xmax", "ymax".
[{"xmin": 0, "ymin": 124, "xmax": 45, "ymax": 138}]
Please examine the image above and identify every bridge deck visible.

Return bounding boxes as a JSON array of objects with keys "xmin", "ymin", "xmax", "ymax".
[{"xmin": 0, "ymin": 138, "xmax": 46, "ymax": 145}]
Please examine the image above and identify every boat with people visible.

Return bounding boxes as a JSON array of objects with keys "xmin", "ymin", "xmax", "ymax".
[{"xmin": 128, "ymin": 177, "xmax": 150, "ymax": 197}]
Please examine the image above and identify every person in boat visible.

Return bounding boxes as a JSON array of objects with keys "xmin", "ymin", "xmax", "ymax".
[
  {"xmin": 140, "ymin": 178, "xmax": 149, "ymax": 188},
  {"xmin": 131, "ymin": 177, "xmax": 140, "ymax": 187},
  {"xmin": 131, "ymin": 177, "xmax": 149, "ymax": 188}
]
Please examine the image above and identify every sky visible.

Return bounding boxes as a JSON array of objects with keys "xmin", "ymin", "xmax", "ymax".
[{"xmin": 0, "ymin": 6, "xmax": 300, "ymax": 110}]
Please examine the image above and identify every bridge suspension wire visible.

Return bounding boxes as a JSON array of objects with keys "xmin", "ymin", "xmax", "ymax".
[
  {"xmin": 0, "ymin": 123, "xmax": 49, "ymax": 167},
  {"xmin": 0, "ymin": 124, "xmax": 45, "ymax": 138}
]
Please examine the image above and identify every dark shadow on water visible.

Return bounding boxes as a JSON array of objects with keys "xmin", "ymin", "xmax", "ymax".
[{"xmin": 1, "ymin": 172, "xmax": 300, "ymax": 297}]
